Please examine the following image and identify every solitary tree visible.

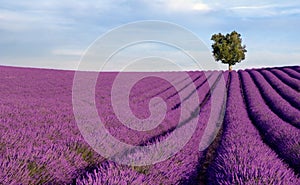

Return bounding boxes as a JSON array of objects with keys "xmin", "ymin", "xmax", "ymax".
[{"xmin": 211, "ymin": 31, "xmax": 247, "ymax": 71}]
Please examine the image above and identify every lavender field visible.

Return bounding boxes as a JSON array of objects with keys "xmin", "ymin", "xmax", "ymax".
[{"xmin": 0, "ymin": 65, "xmax": 299, "ymax": 184}]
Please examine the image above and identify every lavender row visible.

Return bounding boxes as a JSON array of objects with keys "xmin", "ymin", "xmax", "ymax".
[
  {"xmin": 71, "ymin": 70, "xmax": 211, "ymax": 179},
  {"xmin": 126, "ymin": 71, "xmax": 200, "ymax": 103},
  {"xmin": 145, "ymin": 71, "xmax": 228, "ymax": 184},
  {"xmin": 148, "ymin": 71, "xmax": 202, "ymax": 101},
  {"xmin": 91, "ymin": 73, "xmax": 204, "ymax": 146},
  {"xmin": 76, "ymin": 71, "xmax": 229, "ymax": 184},
  {"xmin": 260, "ymin": 69, "xmax": 300, "ymax": 110},
  {"xmin": 96, "ymin": 71, "xmax": 202, "ymax": 116},
  {"xmin": 269, "ymin": 68, "xmax": 300, "ymax": 91},
  {"xmin": 167, "ymin": 71, "xmax": 213, "ymax": 110},
  {"xmin": 134, "ymin": 71, "xmax": 224, "ymax": 148},
  {"xmin": 282, "ymin": 67, "xmax": 300, "ymax": 80},
  {"xmin": 92, "ymin": 72, "xmax": 214, "ymax": 146},
  {"xmin": 207, "ymin": 71, "xmax": 299, "ymax": 184},
  {"xmin": 139, "ymin": 72, "xmax": 205, "ymax": 111},
  {"xmin": 240, "ymin": 70, "xmax": 300, "ymax": 174},
  {"xmin": 293, "ymin": 66, "xmax": 300, "ymax": 73},
  {"xmin": 249, "ymin": 70, "xmax": 300, "ymax": 127}
]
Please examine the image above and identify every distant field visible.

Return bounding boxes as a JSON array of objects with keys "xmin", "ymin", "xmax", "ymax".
[{"xmin": 0, "ymin": 65, "xmax": 299, "ymax": 184}]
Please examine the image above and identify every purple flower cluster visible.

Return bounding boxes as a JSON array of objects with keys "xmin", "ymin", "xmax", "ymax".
[
  {"xmin": 293, "ymin": 66, "xmax": 300, "ymax": 73},
  {"xmin": 76, "ymin": 71, "xmax": 229, "ymax": 184},
  {"xmin": 248, "ymin": 69, "xmax": 300, "ymax": 127},
  {"xmin": 0, "ymin": 67, "xmax": 99, "ymax": 184},
  {"xmin": 259, "ymin": 69, "xmax": 300, "ymax": 109},
  {"xmin": 207, "ymin": 71, "xmax": 299, "ymax": 184},
  {"xmin": 0, "ymin": 65, "xmax": 299, "ymax": 184},
  {"xmin": 240, "ymin": 70, "xmax": 300, "ymax": 174},
  {"xmin": 270, "ymin": 68, "xmax": 300, "ymax": 91},
  {"xmin": 76, "ymin": 161, "xmax": 147, "ymax": 185},
  {"xmin": 282, "ymin": 67, "xmax": 300, "ymax": 80}
]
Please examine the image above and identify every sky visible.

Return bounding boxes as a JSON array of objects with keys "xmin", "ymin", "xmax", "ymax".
[{"xmin": 0, "ymin": 0, "xmax": 299, "ymax": 71}]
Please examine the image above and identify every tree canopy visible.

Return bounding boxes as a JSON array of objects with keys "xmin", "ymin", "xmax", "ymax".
[{"xmin": 211, "ymin": 31, "xmax": 247, "ymax": 71}]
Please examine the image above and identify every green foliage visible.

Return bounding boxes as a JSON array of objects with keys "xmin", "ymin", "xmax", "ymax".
[
  {"xmin": 27, "ymin": 161, "xmax": 49, "ymax": 184},
  {"xmin": 0, "ymin": 142, "xmax": 6, "ymax": 154},
  {"xmin": 27, "ymin": 161, "xmax": 46, "ymax": 177},
  {"xmin": 211, "ymin": 31, "xmax": 247, "ymax": 70},
  {"xmin": 131, "ymin": 165, "xmax": 151, "ymax": 175},
  {"xmin": 72, "ymin": 143, "xmax": 96, "ymax": 164}
]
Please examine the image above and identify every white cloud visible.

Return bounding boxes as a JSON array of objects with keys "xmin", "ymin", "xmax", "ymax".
[
  {"xmin": 280, "ymin": 8, "xmax": 300, "ymax": 15},
  {"xmin": 230, "ymin": 4, "xmax": 275, "ymax": 10},
  {"xmin": 52, "ymin": 49, "xmax": 83, "ymax": 56},
  {"xmin": 0, "ymin": 9, "xmax": 39, "ymax": 22},
  {"xmin": 0, "ymin": 9, "xmax": 75, "ymax": 31},
  {"xmin": 146, "ymin": 0, "xmax": 300, "ymax": 17},
  {"xmin": 151, "ymin": 0, "xmax": 212, "ymax": 13},
  {"xmin": 0, "ymin": 9, "xmax": 37, "ymax": 31},
  {"xmin": 227, "ymin": 2, "xmax": 300, "ymax": 17},
  {"xmin": 228, "ymin": 4, "xmax": 277, "ymax": 17},
  {"xmin": 193, "ymin": 3, "xmax": 211, "ymax": 11}
]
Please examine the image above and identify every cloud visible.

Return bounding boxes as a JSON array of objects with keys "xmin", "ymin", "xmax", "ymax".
[
  {"xmin": 230, "ymin": 4, "xmax": 276, "ymax": 10},
  {"xmin": 279, "ymin": 8, "xmax": 300, "ymax": 16},
  {"xmin": 149, "ymin": 0, "xmax": 212, "ymax": 13},
  {"xmin": 52, "ymin": 49, "xmax": 83, "ymax": 56},
  {"xmin": 193, "ymin": 3, "xmax": 211, "ymax": 11},
  {"xmin": 0, "ymin": 8, "xmax": 75, "ymax": 31},
  {"xmin": 227, "ymin": 2, "xmax": 300, "ymax": 17},
  {"xmin": 230, "ymin": 5, "xmax": 274, "ymax": 10},
  {"xmin": 229, "ymin": 5, "xmax": 276, "ymax": 17},
  {"xmin": 0, "ymin": 9, "xmax": 37, "ymax": 31}
]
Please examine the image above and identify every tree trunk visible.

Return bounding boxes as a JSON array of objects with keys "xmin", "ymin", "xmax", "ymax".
[{"xmin": 229, "ymin": 64, "xmax": 233, "ymax": 71}]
